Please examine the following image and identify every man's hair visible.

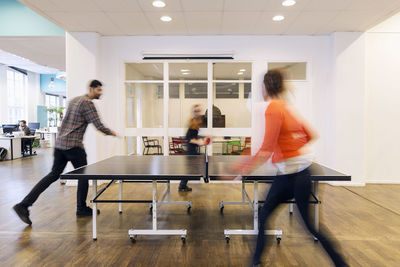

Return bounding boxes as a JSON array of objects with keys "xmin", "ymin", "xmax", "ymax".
[
  {"xmin": 89, "ymin": 80, "xmax": 102, "ymax": 88},
  {"xmin": 20, "ymin": 120, "xmax": 26, "ymax": 124}
]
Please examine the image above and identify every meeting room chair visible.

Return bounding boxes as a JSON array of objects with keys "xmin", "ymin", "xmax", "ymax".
[
  {"xmin": 169, "ymin": 137, "xmax": 187, "ymax": 155},
  {"xmin": 230, "ymin": 137, "xmax": 251, "ymax": 155},
  {"xmin": 142, "ymin": 136, "xmax": 162, "ymax": 155}
]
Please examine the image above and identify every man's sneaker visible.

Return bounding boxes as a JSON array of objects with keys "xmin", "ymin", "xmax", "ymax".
[
  {"xmin": 13, "ymin": 203, "xmax": 32, "ymax": 225},
  {"xmin": 178, "ymin": 186, "xmax": 192, "ymax": 192},
  {"xmin": 76, "ymin": 207, "xmax": 100, "ymax": 217}
]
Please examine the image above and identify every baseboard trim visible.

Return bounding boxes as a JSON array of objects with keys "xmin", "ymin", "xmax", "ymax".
[
  {"xmin": 366, "ymin": 180, "xmax": 400, "ymax": 184},
  {"xmin": 326, "ymin": 182, "xmax": 365, "ymax": 186}
]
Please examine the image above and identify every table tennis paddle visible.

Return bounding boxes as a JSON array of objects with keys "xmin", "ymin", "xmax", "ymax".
[{"xmin": 204, "ymin": 137, "xmax": 211, "ymax": 145}]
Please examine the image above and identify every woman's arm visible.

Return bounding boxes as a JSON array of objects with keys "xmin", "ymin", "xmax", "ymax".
[
  {"xmin": 239, "ymin": 103, "xmax": 282, "ymax": 174},
  {"xmin": 189, "ymin": 138, "xmax": 205, "ymax": 146}
]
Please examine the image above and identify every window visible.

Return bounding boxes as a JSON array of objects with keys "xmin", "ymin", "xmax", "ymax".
[
  {"xmin": 125, "ymin": 83, "xmax": 164, "ymax": 128},
  {"xmin": 124, "ymin": 62, "xmax": 253, "ymax": 154},
  {"xmin": 267, "ymin": 62, "xmax": 307, "ymax": 80},
  {"xmin": 62, "ymin": 97, "xmax": 66, "ymax": 108},
  {"xmin": 215, "ymin": 83, "xmax": 239, "ymax": 99},
  {"xmin": 7, "ymin": 69, "xmax": 27, "ymax": 123},
  {"xmin": 184, "ymin": 83, "xmax": 207, "ymax": 99},
  {"xmin": 45, "ymin": 94, "xmax": 59, "ymax": 108},
  {"xmin": 244, "ymin": 83, "xmax": 251, "ymax": 98},
  {"xmin": 169, "ymin": 84, "xmax": 179, "ymax": 99}
]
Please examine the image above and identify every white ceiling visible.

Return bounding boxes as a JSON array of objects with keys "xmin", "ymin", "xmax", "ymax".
[
  {"xmin": 19, "ymin": 0, "xmax": 400, "ymax": 35},
  {"xmin": 0, "ymin": 36, "xmax": 65, "ymax": 73},
  {"xmin": 3, "ymin": 0, "xmax": 400, "ymax": 73}
]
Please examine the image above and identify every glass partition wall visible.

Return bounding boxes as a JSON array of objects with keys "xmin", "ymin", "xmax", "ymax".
[{"xmin": 124, "ymin": 62, "xmax": 253, "ymax": 155}]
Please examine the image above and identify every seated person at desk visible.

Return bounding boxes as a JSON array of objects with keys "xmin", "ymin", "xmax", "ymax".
[
  {"xmin": 19, "ymin": 120, "xmax": 31, "ymax": 136},
  {"xmin": 19, "ymin": 120, "xmax": 34, "ymax": 156}
]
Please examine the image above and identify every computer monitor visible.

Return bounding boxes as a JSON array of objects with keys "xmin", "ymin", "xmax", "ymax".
[
  {"xmin": 28, "ymin": 122, "xmax": 40, "ymax": 130},
  {"xmin": 2, "ymin": 124, "xmax": 19, "ymax": 134}
]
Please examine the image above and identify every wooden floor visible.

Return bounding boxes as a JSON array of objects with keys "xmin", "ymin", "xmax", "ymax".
[{"xmin": 0, "ymin": 148, "xmax": 399, "ymax": 266}]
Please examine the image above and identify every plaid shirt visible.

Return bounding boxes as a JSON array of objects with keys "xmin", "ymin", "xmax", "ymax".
[{"xmin": 56, "ymin": 94, "xmax": 113, "ymax": 150}]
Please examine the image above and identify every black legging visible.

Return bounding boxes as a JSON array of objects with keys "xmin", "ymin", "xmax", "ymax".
[{"xmin": 253, "ymin": 168, "xmax": 348, "ymax": 267}]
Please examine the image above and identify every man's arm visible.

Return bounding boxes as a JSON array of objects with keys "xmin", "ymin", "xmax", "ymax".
[
  {"xmin": 83, "ymin": 101, "xmax": 116, "ymax": 136},
  {"xmin": 23, "ymin": 127, "xmax": 31, "ymax": 136}
]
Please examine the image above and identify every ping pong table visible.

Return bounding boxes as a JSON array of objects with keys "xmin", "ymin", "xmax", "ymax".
[
  {"xmin": 208, "ymin": 156, "xmax": 351, "ymax": 243},
  {"xmin": 60, "ymin": 155, "xmax": 350, "ymax": 243}
]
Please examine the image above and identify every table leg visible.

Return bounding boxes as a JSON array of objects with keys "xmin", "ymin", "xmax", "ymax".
[
  {"xmin": 119, "ymin": 180, "xmax": 122, "ymax": 213},
  {"xmin": 93, "ymin": 180, "xmax": 98, "ymax": 240}
]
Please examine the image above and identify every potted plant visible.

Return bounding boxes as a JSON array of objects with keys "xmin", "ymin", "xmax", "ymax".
[
  {"xmin": 46, "ymin": 107, "xmax": 65, "ymax": 128},
  {"xmin": 56, "ymin": 107, "xmax": 65, "ymax": 126}
]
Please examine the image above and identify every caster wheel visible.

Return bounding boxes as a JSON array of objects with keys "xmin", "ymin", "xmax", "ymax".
[
  {"xmin": 181, "ymin": 237, "xmax": 186, "ymax": 244},
  {"xmin": 225, "ymin": 236, "xmax": 230, "ymax": 244},
  {"xmin": 130, "ymin": 237, "xmax": 136, "ymax": 243},
  {"xmin": 187, "ymin": 206, "xmax": 191, "ymax": 213},
  {"xmin": 276, "ymin": 237, "xmax": 281, "ymax": 244},
  {"xmin": 119, "ymin": 211, "xmax": 122, "ymax": 214},
  {"xmin": 220, "ymin": 206, "xmax": 224, "ymax": 214}
]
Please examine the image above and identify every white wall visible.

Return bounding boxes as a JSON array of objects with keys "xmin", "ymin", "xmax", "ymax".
[
  {"xmin": 324, "ymin": 32, "xmax": 367, "ymax": 186},
  {"xmin": 26, "ymin": 71, "xmax": 43, "ymax": 123},
  {"xmin": 0, "ymin": 64, "xmax": 8, "ymax": 124},
  {"xmin": 98, "ymin": 35, "xmax": 335, "ymax": 171},
  {"xmin": 63, "ymin": 30, "xmax": 400, "ymax": 186},
  {"xmin": 364, "ymin": 13, "xmax": 400, "ymax": 183}
]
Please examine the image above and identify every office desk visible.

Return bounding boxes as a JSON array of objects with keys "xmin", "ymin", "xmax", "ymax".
[
  {"xmin": 36, "ymin": 130, "xmax": 57, "ymax": 147},
  {"xmin": 0, "ymin": 136, "xmax": 36, "ymax": 160}
]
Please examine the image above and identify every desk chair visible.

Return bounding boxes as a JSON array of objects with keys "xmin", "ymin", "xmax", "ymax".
[
  {"xmin": 21, "ymin": 137, "xmax": 36, "ymax": 157},
  {"xmin": 142, "ymin": 136, "xmax": 162, "ymax": 155}
]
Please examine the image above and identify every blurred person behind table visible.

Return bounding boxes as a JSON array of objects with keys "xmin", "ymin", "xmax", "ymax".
[{"xmin": 178, "ymin": 104, "xmax": 209, "ymax": 192}]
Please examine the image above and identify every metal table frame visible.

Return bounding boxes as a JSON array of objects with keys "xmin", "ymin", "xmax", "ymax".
[
  {"xmin": 90, "ymin": 179, "xmax": 192, "ymax": 242},
  {"xmin": 220, "ymin": 179, "xmax": 320, "ymax": 243}
]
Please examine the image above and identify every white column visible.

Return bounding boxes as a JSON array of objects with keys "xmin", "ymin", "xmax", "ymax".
[
  {"xmin": 66, "ymin": 32, "xmax": 101, "ymax": 186},
  {"xmin": 0, "ymin": 65, "xmax": 8, "ymax": 123},
  {"xmin": 327, "ymin": 32, "xmax": 366, "ymax": 186},
  {"xmin": 66, "ymin": 32, "xmax": 100, "ymax": 165},
  {"xmin": 26, "ymin": 71, "xmax": 41, "ymax": 123}
]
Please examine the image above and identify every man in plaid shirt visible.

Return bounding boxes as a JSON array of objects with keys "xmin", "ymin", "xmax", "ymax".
[{"xmin": 13, "ymin": 80, "xmax": 116, "ymax": 225}]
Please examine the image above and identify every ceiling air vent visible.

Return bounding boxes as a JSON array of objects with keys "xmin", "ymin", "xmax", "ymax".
[{"xmin": 142, "ymin": 51, "xmax": 234, "ymax": 60}]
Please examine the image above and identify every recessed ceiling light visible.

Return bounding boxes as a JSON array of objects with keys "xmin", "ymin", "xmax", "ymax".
[
  {"xmin": 237, "ymin": 72, "xmax": 243, "ymax": 75},
  {"xmin": 160, "ymin": 16, "xmax": 172, "ymax": 22},
  {"xmin": 272, "ymin": 15, "xmax": 285, "ymax": 21},
  {"xmin": 182, "ymin": 72, "xmax": 190, "ymax": 75},
  {"xmin": 239, "ymin": 69, "xmax": 246, "ymax": 72},
  {"xmin": 282, "ymin": 0, "xmax": 296, "ymax": 7},
  {"xmin": 152, "ymin": 1, "xmax": 166, "ymax": 8},
  {"xmin": 181, "ymin": 69, "xmax": 189, "ymax": 72}
]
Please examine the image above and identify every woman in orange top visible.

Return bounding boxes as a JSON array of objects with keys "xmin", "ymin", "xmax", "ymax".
[{"xmin": 240, "ymin": 70, "xmax": 348, "ymax": 267}]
